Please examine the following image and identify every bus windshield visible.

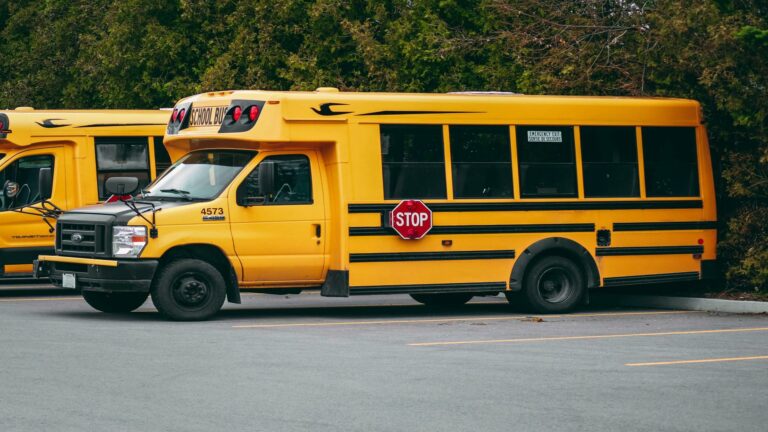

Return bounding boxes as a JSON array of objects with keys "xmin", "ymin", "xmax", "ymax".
[
  {"xmin": 0, "ymin": 154, "xmax": 54, "ymax": 211},
  {"xmin": 143, "ymin": 150, "xmax": 256, "ymax": 201}
]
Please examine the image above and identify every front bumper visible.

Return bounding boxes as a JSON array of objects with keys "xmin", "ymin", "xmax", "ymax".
[{"xmin": 36, "ymin": 255, "xmax": 158, "ymax": 293}]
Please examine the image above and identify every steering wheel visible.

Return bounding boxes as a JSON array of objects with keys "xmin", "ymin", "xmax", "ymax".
[{"xmin": 273, "ymin": 183, "xmax": 293, "ymax": 202}]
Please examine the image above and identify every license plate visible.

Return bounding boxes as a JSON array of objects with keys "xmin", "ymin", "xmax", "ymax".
[
  {"xmin": 62, "ymin": 273, "xmax": 76, "ymax": 289},
  {"xmin": 188, "ymin": 105, "xmax": 229, "ymax": 127}
]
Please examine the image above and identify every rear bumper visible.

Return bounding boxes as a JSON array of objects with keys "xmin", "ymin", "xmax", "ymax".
[{"xmin": 37, "ymin": 255, "xmax": 157, "ymax": 293}]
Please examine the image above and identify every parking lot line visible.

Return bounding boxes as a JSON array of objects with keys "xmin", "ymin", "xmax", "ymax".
[
  {"xmin": 231, "ymin": 310, "xmax": 698, "ymax": 329},
  {"xmin": 626, "ymin": 355, "xmax": 768, "ymax": 367},
  {"xmin": 408, "ymin": 327, "xmax": 768, "ymax": 347}
]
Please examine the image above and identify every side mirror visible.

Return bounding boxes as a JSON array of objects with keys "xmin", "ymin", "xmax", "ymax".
[
  {"xmin": 258, "ymin": 160, "xmax": 276, "ymax": 198},
  {"xmin": 39, "ymin": 168, "xmax": 53, "ymax": 200},
  {"xmin": 105, "ymin": 177, "xmax": 139, "ymax": 197},
  {"xmin": 3, "ymin": 180, "xmax": 19, "ymax": 199},
  {"xmin": 237, "ymin": 161, "xmax": 277, "ymax": 207}
]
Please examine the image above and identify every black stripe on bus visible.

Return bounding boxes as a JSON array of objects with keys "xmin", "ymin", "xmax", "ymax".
[
  {"xmin": 349, "ymin": 223, "xmax": 595, "ymax": 236},
  {"xmin": 357, "ymin": 110, "xmax": 483, "ymax": 116},
  {"xmin": 348, "ymin": 200, "xmax": 703, "ymax": 214},
  {"xmin": 350, "ymin": 282, "xmax": 506, "ymax": 296},
  {"xmin": 74, "ymin": 123, "xmax": 167, "ymax": 128},
  {"xmin": 595, "ymin": 246, "xmax": 704, "ymax": 256},
  {"xmin": 350, "ymin": 250, "xmax": 516, "ymax": 263},
  {"xmin": 603, "ymin": 272, "xmax": 700, "ymax": 287},
  {"xmin": 613, "ymin": 221, "xmax": 718, "ymax": 231},
  {"xmin": 0, "ymin": 247, "xmax": 55, "ymax": 265}
]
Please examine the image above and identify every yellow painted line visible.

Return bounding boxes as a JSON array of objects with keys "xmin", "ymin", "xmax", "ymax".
[
  {"xmin": 408, "ymin": 327, "xmax": 768, "ymax": 347},
  {"xmin": 233, "ymin": 316, "xmax": 528, "ymax": 328},
  {"xmin": 232, "ymin": 310, "xmax": 696, "ymax": 329},
  {"xmin": 0, "ymin": 297, "xmax": 81, "ymax": 303},
  {"xmin": 626, "ymin": 355, "xmax": 768, "ymax": 367}
]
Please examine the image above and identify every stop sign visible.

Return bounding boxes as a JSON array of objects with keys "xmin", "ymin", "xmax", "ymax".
[{"xmin": 390, "ymin": 200, "xmax": 433, "ymax": 240}]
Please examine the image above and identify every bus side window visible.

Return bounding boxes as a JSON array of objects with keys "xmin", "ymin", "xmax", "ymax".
[
  {"xmin": 380, "ymin": 125, "xmax": 446, "ymax": 199},
  {"xmin": 450, "ymin": 125, "xmax": 513, "ymax": 199},
  {"xmin": 95, "ymin": 137, "xmax": 151, "ymax": 199},
  {"xmin": 642, "ymin": 127, "xmax": 699, "ymax": 197},
  {"xmin": 153, "ymin": 136, "xmax": 172, "ymax": 176},
  {"xmin": 581, "ymin": 126, "xmax": 640, "ymax": 198},
  {"xmin": 516, "ymin": 126, "xmax": 577, "ymax": 198},
  {"xmin": 241, "ymin": 155, "xmax": 313, "ymax": 205}
]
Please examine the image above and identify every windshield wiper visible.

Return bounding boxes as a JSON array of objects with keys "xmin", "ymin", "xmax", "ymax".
[{"xmin": 158, "ymin": 188, "xmax": 192, "ymax": 200}]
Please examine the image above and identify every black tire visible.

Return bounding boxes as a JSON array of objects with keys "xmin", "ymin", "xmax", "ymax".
[
  {"xmin": 150, "ymin": 259, "xmax": 226, "ymax": 321},
  {"xmin": 521, "ymin": 256, "xmax": 585, "ymax": 313},
  {"xmin": 410, "ymin": 293, "xmax": 474, "ymax": 307},
  {"xmin": 82, "ymin": 291, "xmax": 149, "ymax": 313}
]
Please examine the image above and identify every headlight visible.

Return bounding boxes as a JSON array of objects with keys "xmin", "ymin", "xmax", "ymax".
[{"xmin": 112, "ymin": 226, "xmax": 147, "ymax": 258}]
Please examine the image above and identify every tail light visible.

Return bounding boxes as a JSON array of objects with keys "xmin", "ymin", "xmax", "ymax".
[
  {"xmin": 171, "ymin": 109, "xmax": 178, "ymax": 123},
  {"xmin": 177, "ymin": 108, "xmax": 186, "ymax": 123}
]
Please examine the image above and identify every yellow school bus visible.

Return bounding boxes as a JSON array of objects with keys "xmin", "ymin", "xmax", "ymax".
[
  {"xmin": 38, "ymin": 89, "xmax": 717, "ymax": 320},
  {"xmin": 0, "ymin": 108, "xmax": 172, "ymax": 278}
]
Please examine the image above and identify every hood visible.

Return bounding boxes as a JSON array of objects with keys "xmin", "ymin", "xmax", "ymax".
[{"xmin": 59, "ymin": 200, "xmax": 195, "ymax": 225}]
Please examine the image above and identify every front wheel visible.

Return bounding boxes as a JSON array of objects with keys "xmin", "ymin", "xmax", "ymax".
[
  {"xmin": 82, "ymin": 291, "xmax": 149, "ymax": 313},
  {"xmin": 410, "ymin": 293, "xmax": 474, "ymax": 307},
  {"xmin": 521, "ymin": 256, "xmax": 585, "ymax": 313},
  {"xmin": 150, "ymin": 259, "xmax": 226, "ymax": 321}
]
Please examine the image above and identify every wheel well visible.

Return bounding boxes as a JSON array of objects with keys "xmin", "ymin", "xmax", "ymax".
[
  {"xmin": 159, "ymin": 244, "xmax": 241, "ymax": 304},
  {"xmin": 509, "ymin": 237, "xmax": 600, "ymax": 291}
]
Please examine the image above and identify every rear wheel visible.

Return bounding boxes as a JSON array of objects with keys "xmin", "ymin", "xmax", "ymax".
[
  {"xmin": 521, "ymin": 256, "xmax": 585, "ymax": 313},
  {"xmin": 150, "ymin": 259, "xmax": 226, "ymax": 321},
  {"xmin": 410, "ymin": 293, "xmax": 474, "ymax": 307},
  {"xmin": 82, "ymin": 291, "xmax": 148, "ymax": 313}
]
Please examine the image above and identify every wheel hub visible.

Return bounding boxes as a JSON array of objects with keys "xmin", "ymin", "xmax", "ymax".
[
  {"xmin": 537, "ymin": 268, "xmax": 571, "ymax": 304},
  {"xmin": 173, "ymin": 276, "xmax": 210, "ymax": 306}
]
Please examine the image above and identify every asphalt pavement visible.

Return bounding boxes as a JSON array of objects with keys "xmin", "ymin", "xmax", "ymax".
[{"xmin": 1, "ymin": 285, "xmax": 766, "ymax": 432}]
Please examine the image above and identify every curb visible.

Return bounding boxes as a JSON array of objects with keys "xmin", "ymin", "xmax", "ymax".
[{"xmin": 597, "ymin": 294, "xmax": 768, "ymax": 314}]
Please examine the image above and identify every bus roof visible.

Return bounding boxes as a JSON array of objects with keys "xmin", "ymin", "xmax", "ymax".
[
  {"xmin": 0, "ymin": 109, "xmax": 170, "ymax": 147},
  {"xmin": 168, "ymin": 89, "xmax": 703, "ymax": 144}
]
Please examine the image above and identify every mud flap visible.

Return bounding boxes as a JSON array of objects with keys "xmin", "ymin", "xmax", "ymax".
[{"xmin": 321, "ymin": 270, "xmax": 349, "ymax": 297}]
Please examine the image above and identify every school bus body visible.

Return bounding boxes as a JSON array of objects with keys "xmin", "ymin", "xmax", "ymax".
[
  {"xmin": 40, "ymin": 90, "xmax": 716, "ymax": 319},
  {"xmin": 0, "ymin": 109, "xmax": 172, "ymax": 277}
]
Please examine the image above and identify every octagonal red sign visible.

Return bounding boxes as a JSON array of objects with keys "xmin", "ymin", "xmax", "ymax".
[{"xmin": 390, "ymin": 200, "xmax": 433, "ymax": 240}]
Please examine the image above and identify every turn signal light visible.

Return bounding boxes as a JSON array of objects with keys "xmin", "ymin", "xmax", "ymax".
[
  {"xmin": 171, "ymin": 109, "xmax": 178, "ymax": 123},
  {"xmin": 232, "ymin": 106, "xmax": 243, "ymax": 122},
  {"xmin": 177, "ymin": 108, "xmax": 186, "ymax": 123}
]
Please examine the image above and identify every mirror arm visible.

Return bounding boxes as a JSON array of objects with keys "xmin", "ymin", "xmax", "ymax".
[
  {"xmin": 126, "ymin": 199, "xmax": 160, "ymax": 238},
  {"xmin": 11, "ymin": 202, "xmax": 61, "ymax": 233}
]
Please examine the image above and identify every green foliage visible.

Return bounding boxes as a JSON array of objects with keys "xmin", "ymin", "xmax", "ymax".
[{"xmin": 0, "ymin": 0, "xmax": 766, "ymax": 290}]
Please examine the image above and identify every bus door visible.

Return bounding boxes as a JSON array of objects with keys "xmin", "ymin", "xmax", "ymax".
[
  {"xmin": 0, "ymin": 147, "xmax": 66, "ymax": 275},
  {"xmin": 228, "ymin": 151, "xmax": 327, "ymax": 283}
]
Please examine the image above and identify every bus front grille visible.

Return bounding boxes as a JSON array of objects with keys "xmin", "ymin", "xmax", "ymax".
[{"xmin": 57, "ymin": 223, "xmax": 108, "ymax": 256}]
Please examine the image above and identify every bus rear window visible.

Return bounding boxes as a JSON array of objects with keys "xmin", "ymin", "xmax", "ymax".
[
  {"xmin": 95, "ymin": 137, "xmax": 151, "ymax": 199},
  {"xmin": 642, "ymin": 127, "xmax": 699, "ymax": 197},
  {"xmin": 380, "ymin": 125, "xmax": 446, "ymax": 199},
  {"xmin": 516, "ymin": 126, "xmax": 577, "ymax": 198}
]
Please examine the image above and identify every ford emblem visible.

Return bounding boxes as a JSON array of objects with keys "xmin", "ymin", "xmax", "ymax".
[{"xmin": 71, "ymin": 233, "xmax": 83, "ymax": 243}]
